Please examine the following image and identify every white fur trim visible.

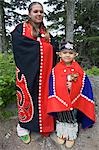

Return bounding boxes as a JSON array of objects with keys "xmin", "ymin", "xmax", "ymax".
[{"xmin": 56, "ymin": 121, "xmax": 78, "ymax": 140}]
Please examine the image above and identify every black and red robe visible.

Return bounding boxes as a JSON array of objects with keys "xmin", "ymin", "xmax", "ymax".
[{"xmin": 11, "ymin": 22, "xmax": 57, "ymax": 134}]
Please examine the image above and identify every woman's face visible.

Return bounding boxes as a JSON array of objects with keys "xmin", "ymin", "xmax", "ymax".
[{"xmin": 28, "ymin": 4, "xmax": 44, "ymax": 24}]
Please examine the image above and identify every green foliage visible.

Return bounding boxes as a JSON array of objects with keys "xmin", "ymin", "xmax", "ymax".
[
  {"xmin": 86, "ymin": 66, "xmax": 99, "ymax": 76},
  {"xmin": 75, "ymin": 0, "xmax": 99, "ymax": 36},
  {"xmin": 0, "ymin": 52, "xmax": 16, "ymax": 107},
  {"xmin": 75, "ymin": 36, "xmax": 99, "ymax": 68},
  {"xmin": 0, "ymin": 108, "xmax": 17, "ymax": 120},
  {"xmin": 44, "ymin": 0, "xmax": 66, "ymax": 33}
]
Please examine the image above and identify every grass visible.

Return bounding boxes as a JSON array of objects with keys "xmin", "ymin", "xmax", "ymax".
[{"xmin": 0, "ymin": 107, "xmax": 17, "ymax": 120}]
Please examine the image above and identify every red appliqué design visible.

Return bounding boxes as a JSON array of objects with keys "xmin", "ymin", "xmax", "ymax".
[{"xmin": 16, "ymin": 67, "xmax": 34, "ymax": 123}]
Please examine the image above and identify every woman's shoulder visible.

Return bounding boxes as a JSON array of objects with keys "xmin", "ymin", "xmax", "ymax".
[
  {"xmin": 11, "ymin": 22, "xmax": 24, "ymax": 35},
  {"xmin": 50, "ymin": 34, "xmax": 59, "ymax": 51}
]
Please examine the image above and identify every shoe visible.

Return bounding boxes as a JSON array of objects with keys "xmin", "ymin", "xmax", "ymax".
[
  {"xmin": 65, "ymin": 140, "xmax": 75, "ymax": 148},
  {"xmin": 57, "ymin": 136, "xmax": 65, "ymax": 145},
  {"xmin": 20, "ymin": 134, "xmax": 30, "ymax": 144},
  {"xmin": 50, "ymin": 133, "xmax": 65, "ymax": 145}
]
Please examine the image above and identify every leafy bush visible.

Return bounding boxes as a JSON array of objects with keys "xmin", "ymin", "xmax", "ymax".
[
  {"xmin": 86, "ymin": 66, "xmax": 99, "ymax": 76},
  {"xmin": 0, "ymin": 52, "xmax": 16, "ymax": 107}
]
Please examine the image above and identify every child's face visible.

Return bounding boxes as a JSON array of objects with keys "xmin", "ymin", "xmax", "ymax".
[{"xmin": 59, "ymin": 49, "xmax": 78, "ymax": 65}]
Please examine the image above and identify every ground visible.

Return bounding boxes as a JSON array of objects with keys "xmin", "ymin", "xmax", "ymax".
[{"xmin": 0, "ymin": 76, "xmax": 99, "ymax": 150}]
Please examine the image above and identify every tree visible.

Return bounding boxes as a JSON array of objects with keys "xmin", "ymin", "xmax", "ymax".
[
  {"xmin": 66, "ymin": 0, "xmax": 75, "ymax": 42},
  {"xmin": 45, "ymin": 0, "xmax": 99, "ymax": 67},
  {"xmin": 5, "ymin": 0, "xmax": 30, "ymax": 27},
  {"xmin": 44, "ymin": 0, "xmax": 66, "ymax": 37},
  {"xmin": 0, "ymin": 0, "xmax": 31, "ymax": 52},
  {"xmin": 75, "ymin": 0, "xmax": 99, "ymax": 36},
  {"xmin": 0, "ymin": 0, "xmax": 7, "ymax": 52},
  {"xmin": 44, "ymin": 0, "xmax": 75, "ymax": 42},
  {"xmin": 74, "ymin": 0, "xmax": 99, "ymax": 67}
]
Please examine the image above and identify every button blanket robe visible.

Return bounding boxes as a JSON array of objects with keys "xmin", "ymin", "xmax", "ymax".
[
  {"xmin": 47, "ymin": 60, "xmax": 96, "ymax": 128},
  {"xmin": 11, "ymin": 22, "xmax": 57, "ymax": 134}
]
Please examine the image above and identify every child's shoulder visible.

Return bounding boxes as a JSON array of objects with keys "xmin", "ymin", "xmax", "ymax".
[
  {"xmin": 53, "ymin": 61, "xmax": 63, "ymax": 69},
  {"xmin": 74, "ymin": 61, "xmax": 82, "ymax": 69},
  {"xmin": 52, "ymin": 62, "xmax": 65, "ymax": 75},
  {"xmin": 73, "ymin": 61, "xmax": 85, "ymax": 74}
]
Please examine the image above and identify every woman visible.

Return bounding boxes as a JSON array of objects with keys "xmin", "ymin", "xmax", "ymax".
[{"xmin": 11, "ymin": 2, "xmax": 57, "ymax": 143}]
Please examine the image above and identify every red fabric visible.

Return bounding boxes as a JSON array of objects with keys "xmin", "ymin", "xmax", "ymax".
[
  {"xmin": 55, "ymin": 61, "xmax": 84, "ymax": 102},
  {"xmin": 16, "ymin": 68, "xmax": 34, "ymax": 123},
  {"xmin": 41, "ymin": 132, "xmax": 51, "ymax": 137},
  {"xmin": 73, "ymin": 95, "xmax": 95, "ymax": 121},
  {"xmin": 39, "ymin": 41, "xmax": 54, "ymax": 132}
]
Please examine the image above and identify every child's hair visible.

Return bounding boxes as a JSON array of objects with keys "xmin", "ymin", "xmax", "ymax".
[{"xmin": 27, "ymin": 2, "xmax": 50, "ymax": 42}]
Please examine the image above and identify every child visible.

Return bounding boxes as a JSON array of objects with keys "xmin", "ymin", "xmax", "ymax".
[{"xmin": 47, "ymin": 41, "xmax": 95, "ymax": 148}]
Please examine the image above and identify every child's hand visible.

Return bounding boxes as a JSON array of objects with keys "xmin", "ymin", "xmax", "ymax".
[{"xmin": 66, "ymin": 81, "xmax": 72, "ymax": 90}]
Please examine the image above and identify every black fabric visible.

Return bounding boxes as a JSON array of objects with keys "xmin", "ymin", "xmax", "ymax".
[
  {"xmin": 56, "ymin": 110, "xmax": 78, "ymax": 124},
  {"xmin": 50, "ymin": 34, "xmax": 59, "ymax": 66},
  {"xmin": 11, "ymin": 23, "xmax": 40, "ymax": 132}
]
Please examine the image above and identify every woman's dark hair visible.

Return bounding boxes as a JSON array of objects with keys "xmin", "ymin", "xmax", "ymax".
[{"xmin": 28, "ymin": 2, "xmax": 43, "ymax": 13}]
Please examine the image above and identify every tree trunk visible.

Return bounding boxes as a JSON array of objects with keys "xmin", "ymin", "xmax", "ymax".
[
  {"xmin": 66, "ymin": 0, "xmax": 75, "ymax": 42},
  {"xmin": 64, "ymin": 0, "xmax": 67, "ymax": 39},
  {"xmin": 0, "ymin": 0, "xmax": 7, "ymax": 52}
]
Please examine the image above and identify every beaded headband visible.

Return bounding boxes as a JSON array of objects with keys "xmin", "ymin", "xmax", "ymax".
[{"xmin": 60, "ymin": 42, "xmax": 74, "ymax": 51}]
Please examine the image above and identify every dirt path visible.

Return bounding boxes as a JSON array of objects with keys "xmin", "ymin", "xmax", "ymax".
[{"xmin": 0, "ymin": 76, "xmax": 99, "ymax": 150}]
